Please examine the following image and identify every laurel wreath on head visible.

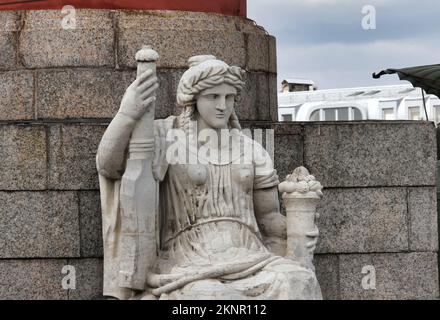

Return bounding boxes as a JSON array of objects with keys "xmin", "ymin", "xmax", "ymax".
[{"xmin": 178, "ymin": 65, "xmax": 245, "ymax": 107}]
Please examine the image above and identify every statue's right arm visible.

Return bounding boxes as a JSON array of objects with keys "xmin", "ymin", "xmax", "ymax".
[
  {"xmin": 96, "ymin": 113, "xmax": 136, "ymax": 179},
  {"xmin": 96, "ymin": 69, "xmax": 159, "ymax": 179}
]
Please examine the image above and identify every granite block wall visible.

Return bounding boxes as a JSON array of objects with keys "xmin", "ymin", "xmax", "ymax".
[
  {"xmin": 1, "ymin": 9, "xmax": 438, "ymax": 300},
  {"xmin": 272, "ymin": 122, "xmax": 439, "ymax": 300}
]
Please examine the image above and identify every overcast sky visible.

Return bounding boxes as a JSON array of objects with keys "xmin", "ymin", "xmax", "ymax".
[{"xmin": 247, "ymin": 0, "xmax": 440, "ymax": 90}]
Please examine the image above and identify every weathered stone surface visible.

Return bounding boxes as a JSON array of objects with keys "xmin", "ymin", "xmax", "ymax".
[
  {"xmin": 68, "ymin": 258, "xmax": 104, "ymax": 300},
  {"xmin": 48, "ymin": 124, "xmax": 107, "ymax": 190},
  {"xmin": 0, "ymin": 125, "xmax": 46, "ymax": 190},
  {"xmin": 36, "ymin": 69, "xmax": 134, "ymax": 119},
  {"xmin": 118, "ymin": 11, "xmax": 247, "ymax": 69},
  {"xmin": 0, "ymin": 11, "xmax": 20, "ymax": 32},
  {"xmin": 0, "ymin": 33, "xmax": 16, "ymax": 70},
  {"xmin": 120, "ymin": 29, "xmax": 245, "ymax": 71},
  {"xmin": 236, "ymin": 72, "xmax": 271, "ymax": 121},
  {"xmin": 316, "ymin": 188, "xmax": 408, "ymax": 253},
  {"xmin": 0, "ymin": 259, "xmax": 68, "ymax": 300},
  {"xmin": 408, "ymin": 187, "xmax": 438, "ymax": 251},
  {"xmin": 269, "ymin": 73, "xmax": 278, "ymax": 122},
  {"xmin": 268, "ymin": 35, "xmax": 277, "ymax": 74},
  {"xmin": 0, "ymin": 71, "xmax": 34, "ymax": 120},
  {"xmin": 272, "ymin": 123, "xmax": 303, "ymax": 181},
  {"xmin": 155, "ymin": 69, "xmax": 184, "ymax": 119},
  {"xmin": 339, "ymin": 252, "xmax": 439, "ymax": 300},
  {"xmin": 304, "ymin": 122, "xmax": 437, "ymax": 187},
  {"xmin": 118, "ymin": 10, "xmax": 244, "ymax": 35},
  {"xmin": 79, "ymin": 191, "xmax": 103, "ymax": 257},
  {"xmin": 35, "ymin": 68, "xmax": 187, "ymax": 120},
  {"xmin": 274, "ymin": 129, "xmax": 303, "ymax": 215},
  {"xmin": 19, "ymin": 10, "xmax": 114, "ymax": 68},
  {"xmin": 272, "ymin": 122, "xmax": 303, "ymax": 135},
  {"xmin": 0, "ymin": 11, "xmax": 19, "ymax": 70},
  {"xmin": 246, "ymin": 33, "xmax": 269, "ymax": 72},
  {"xmin": 314, "ymin": 254, "xmax": 340, "ymax": 300},
  {"xmin": 0, "ymin": 191, "xmax": 80, "ymax": 258}
]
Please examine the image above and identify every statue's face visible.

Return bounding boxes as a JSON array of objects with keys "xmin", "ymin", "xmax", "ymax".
[{"xmin": 196, "ymin": 83, "xmax": 237, "ymax": 129}]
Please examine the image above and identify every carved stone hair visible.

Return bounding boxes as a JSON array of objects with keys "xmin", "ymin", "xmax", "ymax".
[{"xmin": 176, "ymin": 55, "xmax": 245, "ymax": 132}]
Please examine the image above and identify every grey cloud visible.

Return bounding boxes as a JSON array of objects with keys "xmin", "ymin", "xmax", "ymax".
[
  {"xmin": 277, "ymin": 38, "xmax": 440, "ymax": 89},
  {"xmin": 247, "ymin": 0, "xmax": 440, "ymax": 89},
  {"xmin": 248, "ymin": 0, "xmax": 440, "ymax": 44}
]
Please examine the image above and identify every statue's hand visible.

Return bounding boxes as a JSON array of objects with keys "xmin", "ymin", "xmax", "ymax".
[
  {"xmin": 305, "ymin": 228, "xmax": 319, "ymax": 254},
  {"xmin": 119, "ymin": 69, "xmax": 159, "ymax": 121}
]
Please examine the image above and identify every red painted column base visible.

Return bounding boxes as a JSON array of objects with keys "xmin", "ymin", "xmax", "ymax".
[{"xmin": 0, "ymin": 0, "xmax": 247, "ymax": 17}]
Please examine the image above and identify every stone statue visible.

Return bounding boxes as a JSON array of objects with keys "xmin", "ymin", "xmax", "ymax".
[{"xmin": 96, "ymin": 46, "xmax": 323, "ymax": 300}]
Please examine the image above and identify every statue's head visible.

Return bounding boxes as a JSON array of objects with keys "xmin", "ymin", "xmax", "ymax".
[{"xmin": 176, "ymin": 55, "xmax": 245, "ymax": 130}]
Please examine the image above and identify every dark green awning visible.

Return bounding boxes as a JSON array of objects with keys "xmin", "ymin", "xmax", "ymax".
[{"xmin": 373, "ymin": 64, "xmax": 440, "ymax": 98}]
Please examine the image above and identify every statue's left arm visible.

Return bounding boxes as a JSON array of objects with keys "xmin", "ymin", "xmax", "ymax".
[
  {"xmin": 252, "ymin": 142, "xmax": 319, "ymax": 257},
  {"xmin": 254, "ymin": 178, "xmax": 320, "ymax": 257},
  {"xmin": 253, "ymin": 186, "xmax": 287, "ymax": 256},
  {"xmin": 249, "ymin": 139, "xmax": 286, "ymax": 256}
]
